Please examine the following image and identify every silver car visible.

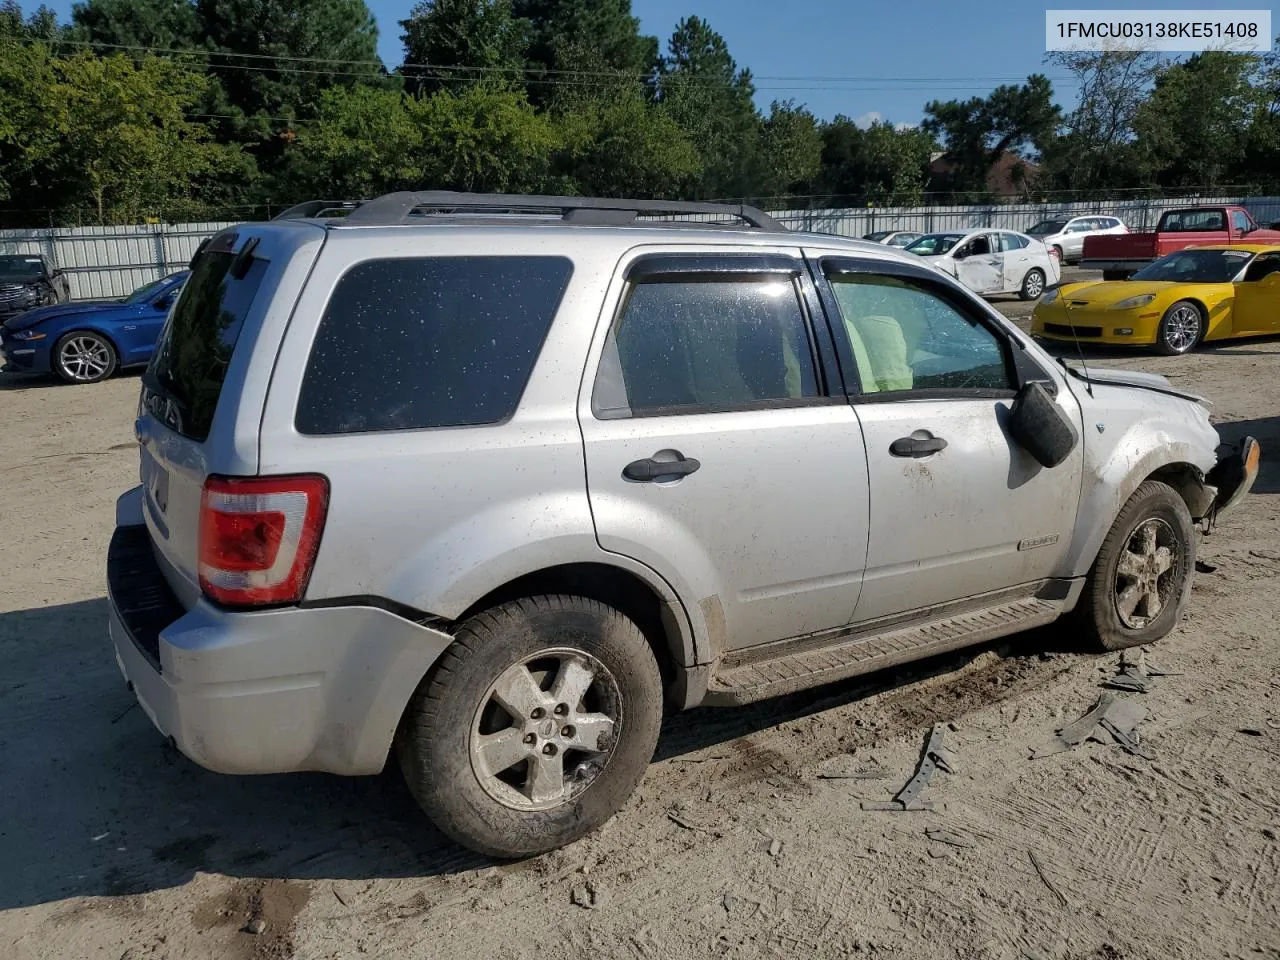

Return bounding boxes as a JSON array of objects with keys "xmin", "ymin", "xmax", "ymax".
[
  {"xmin": 1027, "ymin": 215, "xmax": 1129, "ymax": 263},
  {"xmin": 107, "ymin": 192, "xmax": 1259, "ymax": 858}
]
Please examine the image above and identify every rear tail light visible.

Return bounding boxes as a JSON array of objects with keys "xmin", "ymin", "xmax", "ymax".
[
  {"xmin": 198, "ymin": 474, "xmax": 329, "ymax": 606},
  {"xmin": 1050, "ymin": 246, "xmax": 1062, "ymax": 260}
]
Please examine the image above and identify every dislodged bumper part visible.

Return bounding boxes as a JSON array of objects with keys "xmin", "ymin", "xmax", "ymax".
[{"xmin": 1207, "ymin": 436, "xmax": 1260, "ymax": 518}]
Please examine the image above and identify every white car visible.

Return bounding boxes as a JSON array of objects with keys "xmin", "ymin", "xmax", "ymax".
[
  {"xmin": 904, "ymin": 229, "xmax": 1061, "ymax": 300},
  {"xmin": 1026, "ymin": 215, "xmax": 1128, "ymax": 263},
  {"xmin": 863, "ymin": 230, "xmax": 923, "ymax": 248}
]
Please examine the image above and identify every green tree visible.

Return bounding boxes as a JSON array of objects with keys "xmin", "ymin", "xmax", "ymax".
[
  {"xmin": 286, "ymin": 85, "xmax": 422, "ymax": 198},
  {"xmin": 412, "ymin": 83, "xmax": 556, "ymax": 192},
  {"xmin": 1039, "ymin": 48, "xmax": 1159, "ymax": 193},
  {"xmin": 196, "ymin": 0, "xmax": 386, "ymax": 123},
  {"xmin": 552, "ymin": 77, "xmax": 700, "ymax": 197},
  {"xmin": 1, "ymin": 0, "xmax": 59, "ymax": 39},
  {"xmin": 400, "ymin": 0, "xmax": 527, "ymax": 95},
  {"xmin": 923, "ymin": 74, "xmax": 1059, "ymax": 198},
  {"xmin": 658, "ymin": 15, "xmax": 760, "ymax": 199},
  {"xmin": 810, "ymin": 116, "xmax": 934, "ymax": 206},
  {"xmin": 46, "ymin": 52, "xmax": 249, "ymax": 221},
  {"xmin": 0, "ymin": 31, "xmax": 62, "ymax": 205},
  {"xmin": 69, "ymin": 0, "xmax": 200, "ymax": 50},
  {"xmin": 1134, "ymin": 51, "xmax": 1261, "ymax": 190},
  {"xmin": 513, "ymin": 0, "xmax": 656, "ymax": 86},
  {"xmin": 756, "ymin": 100, "xmax": 821, "ymax": 201}
]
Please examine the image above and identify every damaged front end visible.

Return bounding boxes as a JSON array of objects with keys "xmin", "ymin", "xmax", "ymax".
[{"xmin": 1206, "ymin": 436, "xmax": 1261, "ymax": 523}]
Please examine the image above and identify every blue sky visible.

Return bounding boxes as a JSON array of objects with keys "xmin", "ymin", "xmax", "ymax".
[{"xmin": 41, "ymin": 0, "xmax": 1279, "ymax": 123}]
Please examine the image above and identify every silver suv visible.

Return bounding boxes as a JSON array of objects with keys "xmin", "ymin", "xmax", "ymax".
[{"xmin": 108, "ymin": 192, "xmax": 1259, "ymax": 858}]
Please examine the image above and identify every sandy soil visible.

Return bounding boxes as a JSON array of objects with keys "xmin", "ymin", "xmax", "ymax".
[{"xmin": 2, "ymin": 298, "xmax": 1278, "ymax": 960}]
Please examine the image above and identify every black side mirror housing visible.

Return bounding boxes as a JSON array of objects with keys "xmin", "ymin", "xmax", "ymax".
[{"xmin": 1008, "ymin": 381, "xmax": 1079, "ymax": 468}]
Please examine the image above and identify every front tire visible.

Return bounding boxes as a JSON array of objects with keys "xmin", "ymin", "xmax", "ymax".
[
  {"xmin": 1073, "ymin": 480, "xmax": 1195, "ymax": 651},
  {"xmin": 397, "ymin": 595, "xmax": 663, "ymax": 858},
  {"xmin": 52, "ymin": 331, "xmax": 117, "ymax": 383},
  {"xmin": 1019, "ymin": 268, "xmax": 1046, "ymax": 301},
  {"xmin": 1155, "ymin": 300, "xmax": 1203, "ymax": 355}
]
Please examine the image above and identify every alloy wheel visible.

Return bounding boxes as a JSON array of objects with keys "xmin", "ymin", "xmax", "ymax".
[
  {"xmin": 1113, "ymin": 518, "xmax": 1179, "ymax": 629},
  {"xmin": 58, "ymin": 335, "xmax": 112, "ymax": 381},
  {"xmin": 1162, "ymin": 305, "xmax": 1201, "ymax": 353},
  {"xmin": 470, "ymin": 648, "xmax": 621, "ymax": 811}
]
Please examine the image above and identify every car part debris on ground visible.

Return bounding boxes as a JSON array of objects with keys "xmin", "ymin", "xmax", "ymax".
[
  {"xmin": 1032, "ymin": 691, "xmax": 1150, "ymax": 759},
  {"xmin": 1101, "ymin": 649, "xmax": 1179, "ymax": 694},
  {"xmin": 925, "ymin": 827, "xmax": 975, "ymax": 849},
  {"xmin": 861, "ymin": 723, "xmax": 955, "ymax": 812}
]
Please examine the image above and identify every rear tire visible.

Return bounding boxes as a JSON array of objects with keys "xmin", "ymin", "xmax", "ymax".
[
  {"xmin": 1155, "ymin": 300, "xmax": 1203, "ymax": 356},
  {"xmin": 1019, "ymin": 268, "xmax": 1047, "ymax": 301},
  {"xmin": 397, "ymin": 595, "xmax": 663, "ymax": 858},
  {"xmin": 1073, "ymin": 480, "xmax": 1195, "ymax": 652},
  {"xmin": 52, "ymin": 331, "xmax": 117, "ymax": 384}
]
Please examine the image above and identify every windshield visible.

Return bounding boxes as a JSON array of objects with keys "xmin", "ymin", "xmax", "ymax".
[
  {"xmin": 0, "ymin": 255, "xmax": 45, "ymax": 284},
  {"xmin": 1130, "ymin": 249, "xmax": 1254, "ymax": 283},
  {"xmin": 904, "ymin": 234, "xmax": 963, "ymax": 256},
  {"xmin": 1027, "ymin": 220, "xmax": 1067, "ymax": 236},
  {"xmin": 864, "ymin": 231, "xmax": 890, "ymax": 242},
  {"xmin": 124, "ymin": 277, "xmax": 172, "ymax": 304},
  {"xmin": 886, "ymin": 233, "xmax": 918, "ymax": 247}
]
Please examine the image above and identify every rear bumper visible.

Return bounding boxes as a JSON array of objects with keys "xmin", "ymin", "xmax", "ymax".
[
  {"xmin": 107, "ymin": 520, "xmax": 454, "ymax": 776},
  {"xmin": 1208, "ymin": 436, "xmax": 1261, "ymax": 518}
]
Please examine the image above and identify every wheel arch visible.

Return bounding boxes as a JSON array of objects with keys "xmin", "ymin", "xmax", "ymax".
[
  {"xmin": 453, "ymin": 562, "xmax": 702, "ymax": 708},
  {"xmin": 51, "ymin": 325, "xmax": 122, "ymax": 369},
  {"xmin": 1063, "ymin": 449, "xmax": 1215, "ymax": 580}
]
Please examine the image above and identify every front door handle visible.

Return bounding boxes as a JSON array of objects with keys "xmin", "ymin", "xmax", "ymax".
[
  {"xmin": 889, "ymin": 434, "xmax": 947, "ymax": 458},
  {"xmin": 623, "ymin": 451, "xmax": 701, "ymax": 482}
]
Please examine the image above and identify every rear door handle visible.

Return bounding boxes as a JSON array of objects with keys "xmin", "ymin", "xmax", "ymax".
[
  {"xmin": 889, "ymin": 435, "xmax": 947, "ymax": 458},
  {"xmin": 623, "ymin": 451, "xmax": 701, "ymax": 482}
]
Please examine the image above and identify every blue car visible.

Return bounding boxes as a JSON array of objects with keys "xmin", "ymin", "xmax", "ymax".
[{"xmin": 0, "ymin": 271, "xmax": 188, "ymax": 383}]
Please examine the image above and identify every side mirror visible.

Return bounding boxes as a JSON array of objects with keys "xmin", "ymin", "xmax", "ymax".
[{"xmin": 1008, "ymin": 381, "xmax": 1079, "ymax": 468}]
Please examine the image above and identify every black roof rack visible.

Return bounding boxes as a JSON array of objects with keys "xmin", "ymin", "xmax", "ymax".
[
  {"xmin": 273, "ymin": 200, "xmax": 363, "ymax": 220},
  {"xmin": 331, "ymin": 191, "xmax": 784, "ymax": 231}
]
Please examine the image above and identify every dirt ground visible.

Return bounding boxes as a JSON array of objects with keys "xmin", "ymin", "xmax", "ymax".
[{"xmin": 2, "ymin": 290, "xmax": 1279, "ymax": 960}]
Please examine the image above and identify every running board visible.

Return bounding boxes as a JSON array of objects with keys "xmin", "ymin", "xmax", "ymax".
[{"xmin": 704, "ymin": 597, "xmax": 1064, "ymax": 706}]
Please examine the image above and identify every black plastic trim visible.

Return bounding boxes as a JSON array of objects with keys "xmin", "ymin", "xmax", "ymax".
[
  {"xmin": 298, "ymin": 594, "xmax": 454, "ymax": 630},
  {"xmin": 107, "ymin": 524, "xmax": 183, "ymax": 672},
  {"xmin": 626, "ymin": 253, "xmax": 802, "ymax": 283}
]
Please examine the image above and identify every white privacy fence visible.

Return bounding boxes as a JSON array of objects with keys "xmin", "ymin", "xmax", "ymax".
[
  {"xmin": 0, "ymin": 222, "xmax": 237, "ymax": 300},
  {"xmin": 5, "ymin": 196, "xmax": 1280, "ymax": 302}
]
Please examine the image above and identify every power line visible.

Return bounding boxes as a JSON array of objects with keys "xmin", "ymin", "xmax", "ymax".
[{"xmin": 46, "ymin": 38, "xmax": 1079, "ymax": 89}]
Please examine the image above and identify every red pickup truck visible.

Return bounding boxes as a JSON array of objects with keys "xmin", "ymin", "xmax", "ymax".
[{"xmin": 1080, "ymin": 205, "xmax": 1280, "ymax": 278}]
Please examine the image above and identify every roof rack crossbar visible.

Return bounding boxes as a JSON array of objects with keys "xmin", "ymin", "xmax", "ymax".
[
  {"xmin": 273, "ymin": 200, "xmax": 361, "ymax": 220},
  {"xmin": 340, "ymin": 191, "xmax": 785, "ymax": 231}
]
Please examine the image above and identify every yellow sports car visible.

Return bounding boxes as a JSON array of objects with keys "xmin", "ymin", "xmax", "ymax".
[{"xmin": 1031, "ymin": 243, "xmax": 1280, "ymax": 355}]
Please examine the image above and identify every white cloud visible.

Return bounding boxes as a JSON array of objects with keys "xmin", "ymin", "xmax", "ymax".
[
  {"xmin": 854, "ymin": 111, "xmax": 883, "ymax": 128},
  {"xmin": 894, "ymin": 122, "xmax": 918, "ymax": 132}
]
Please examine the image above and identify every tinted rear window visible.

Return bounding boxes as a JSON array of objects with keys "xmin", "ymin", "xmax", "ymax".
[
  {"xmin": 296, "ymin": 257, "xmax": 572, "ymax": 435},
  {"xmin": 143, "ymin": 249, "xmax": 269, "ymax": 442}
]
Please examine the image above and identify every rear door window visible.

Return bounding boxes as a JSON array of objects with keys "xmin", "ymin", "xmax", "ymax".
[
  {"xmin": 144, "ymin": 244, "xmax": 269, "ymax": 441},
  {"xmin": 296, "ymin": 256, "xmax": 572, "ymax": 435},
  {"xmin": 592, "ymin": 274, "xmax": 819, "ymax": 418}
]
